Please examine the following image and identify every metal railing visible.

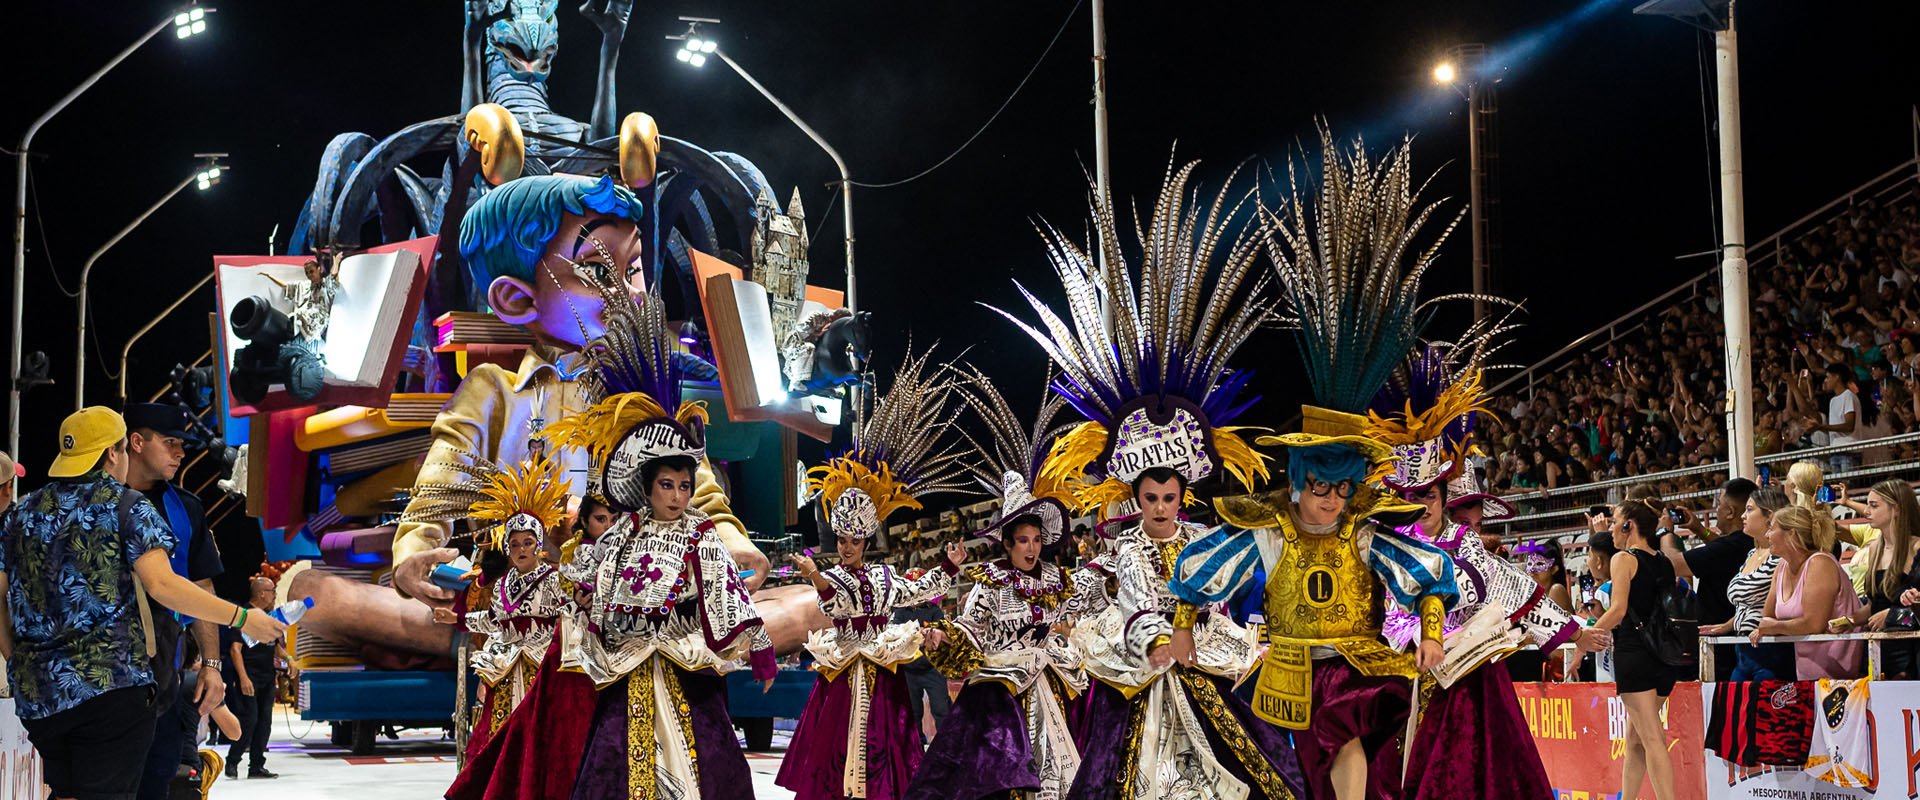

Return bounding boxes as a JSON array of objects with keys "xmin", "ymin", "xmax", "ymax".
[
  {"xmin": 1490, "ymin": 158, "xmax": 1920, "ymax": 401},
  {"xmin": 1699, "ymin": 632, "xmax": 1920, "ymax": 682},
  {"xmin": 1487, "ymin": 431, "xmax": 1920, "ymax": 542}
]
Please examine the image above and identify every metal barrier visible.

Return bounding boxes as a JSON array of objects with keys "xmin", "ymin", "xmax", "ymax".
[
  {"xmin": 1486, "ymin": 431, "xmax": 1920, "ymax": 543},
  {"xmin": 1699, "ymin": 631, "xmax": 1920, "ymax": 681}
]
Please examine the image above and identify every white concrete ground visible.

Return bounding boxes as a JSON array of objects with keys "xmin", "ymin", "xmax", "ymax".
[{"xmin": 205, "ymin": 705, "xmax": 798, "ymax": 799}]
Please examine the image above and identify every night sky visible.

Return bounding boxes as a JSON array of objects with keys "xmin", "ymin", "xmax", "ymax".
[{"xmin": 6, "ymin": 0, "xmax": 1918, "ymax": 476}]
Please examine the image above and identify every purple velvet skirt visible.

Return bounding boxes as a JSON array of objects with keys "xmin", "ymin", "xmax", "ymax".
[
  {"xmin": 1403, "ymin": 663, "xmax": 1552, "ymax": 800},
  {"xmin": 1295, "ymin": 659, "xmax": 1411, "ymax": 800},
  {"xmin": 569, "ymin": 662, "xmax": 754, "ymax": 800},
  {"xmin": 1067, "ymin": 672, "xmax": 1307, "ymax": 800},
  {"xmin": 776, "ymin": 664, "xmax": 923, "ymax": 800},
  {"xmin": 903, "ymin": 682, "xmax": 1038, "ymax": 800}
]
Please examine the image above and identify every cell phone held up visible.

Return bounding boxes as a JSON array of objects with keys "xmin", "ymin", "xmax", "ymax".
[{"xmin": 1818, "ymin": 486, "xmax": 1836, "ymax": 504}]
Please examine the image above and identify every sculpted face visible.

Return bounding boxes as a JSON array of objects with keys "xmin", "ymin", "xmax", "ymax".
[{"xmin": 488, "ymin": 212, "xmax": 645, "ymax": 351}]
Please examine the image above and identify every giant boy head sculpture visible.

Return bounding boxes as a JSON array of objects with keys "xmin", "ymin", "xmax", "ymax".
[{"xmin": 459, "ymin": 173, "xmax": 646, "ymax": 350}]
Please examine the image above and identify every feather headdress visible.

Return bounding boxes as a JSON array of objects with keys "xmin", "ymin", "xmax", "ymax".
[
  {"xmin": 1261, "ymin": 125, "xmax": 1471, "ymax": 420},
  {"xmin": 544, "ymin": 284, "xmax": 708, "ymax": 512},
  {"xmin": 1255, "ymin": 125, "xmax": 1471, "ymax": 517},
  {"xmin": 987, "ymin": 156, "xmax": 1276, "ymax": 511},
  {"xmin": 1258, "ymin": 126, "xmax": 1461, "ymax": 452},
  {"xmin": 1365, "ymin": 307, "xmax": 1521, "ymax": 490},
  {"xmin": 400, "ymin": 456, "xmax": 571, "ymax": 549},
  {"xmin": 807, "ymin": 346, "xmax": 977, "ymax": 539},
  {"xmin": 949, "ymin": 364, "xmax": 1077, "ymax": 543}
]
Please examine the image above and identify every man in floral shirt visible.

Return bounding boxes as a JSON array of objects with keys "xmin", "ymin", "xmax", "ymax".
[{"xmin": 0, "ymin": 407, "xmax": 283, "ymax": 800}]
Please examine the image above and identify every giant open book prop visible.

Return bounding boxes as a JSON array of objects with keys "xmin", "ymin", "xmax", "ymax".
[
  {"xmin": 691, "ymin": 248, "xmax": 843, "ymax": 442},
  {"xmin": 213, "ymin": 237, "xmax": 434, "ymax": 415}
]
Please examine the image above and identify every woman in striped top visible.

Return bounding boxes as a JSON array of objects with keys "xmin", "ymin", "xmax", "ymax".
[{"xmin": 1700, "ymin": 489, "xmax": 1791, "ymax": 680}]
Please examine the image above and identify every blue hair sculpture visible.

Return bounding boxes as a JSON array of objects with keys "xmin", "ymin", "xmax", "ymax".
[{"xmin": 458, "ymin": 173, "xmax": 644, "ymax": 301}]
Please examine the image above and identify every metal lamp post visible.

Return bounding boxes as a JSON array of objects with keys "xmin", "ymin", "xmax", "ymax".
[
  {"xmin": 1637, "ymin": 0, "xmax": 1755, "ymax": 481},
  {"xmin": 73, "ymin": 155, "xmax": 225, "ymax": 410},
  {"xmin": 672, "ymin": 20, "xmax": 857, "ymax": 313},
  {"xmin": 1434, "ymin": 43, "xmax": 1495, "ymax": 323},
  {"xmin": 10, "ymin": 5, "xmax": 213, "ymax": 453}
]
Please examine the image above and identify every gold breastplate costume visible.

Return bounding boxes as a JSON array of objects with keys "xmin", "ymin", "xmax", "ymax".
[{"xmin": 1256, "ymin": 514, "xmax": 1418, "ymax": 730}]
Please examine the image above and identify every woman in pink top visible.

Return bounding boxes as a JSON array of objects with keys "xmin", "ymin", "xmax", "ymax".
[{"xmin": 1752, "ymin": 506, "xmax": 1863, "ymax": 679}]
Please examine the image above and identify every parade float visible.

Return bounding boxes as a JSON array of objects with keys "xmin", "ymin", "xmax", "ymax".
[{"xmin": 208, "ymin": 0, "xmax": 856, "ymax": 753}]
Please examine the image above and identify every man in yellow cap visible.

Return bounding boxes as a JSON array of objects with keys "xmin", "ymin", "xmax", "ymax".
[{"xmin": 0, "ymin": 407, "xmax": 285, "ymax": 800}]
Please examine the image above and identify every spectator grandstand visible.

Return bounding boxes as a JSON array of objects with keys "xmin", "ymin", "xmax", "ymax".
[{"xmin": 1482, "ymin": 160, "xmax": 1920, "ymax": 540}]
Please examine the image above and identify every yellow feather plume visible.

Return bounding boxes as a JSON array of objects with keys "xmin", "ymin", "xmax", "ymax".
[
  {"xmin": 1040, "ymin": 422, "xmax": 1108, "ymax": 490},
  {"xmin": 807, "ymin": 454, "xmax": 921, "ymax": 524},
  {"xmin": 470, "ymin": 457, "xmax": 572, "ymax": 550},
  {"xmin": 1212, "ymin": 427, "xmax": 1272, "ymax": 493},
  {"xmin": 1364, "ymin": 369, "xmax": 1493, "ymax": 446}
]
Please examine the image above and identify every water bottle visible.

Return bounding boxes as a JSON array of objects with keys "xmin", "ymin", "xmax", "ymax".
[{"xmin": 244, "ymin": 597, "xmax": 315, "ymax": 646}]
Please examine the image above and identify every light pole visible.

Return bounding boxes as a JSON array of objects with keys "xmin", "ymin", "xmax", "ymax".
[
  {"xmin": 1091, "ymin": 0, "xmax": 1112, "ymax": 327},
  {"xmin": 11, "ymin": 5, "xmax": 212, "ymax": 453},
  {"xmin": 74, "ymin": 156, "xmax": 225, "ymax": 410},
  {"xmin": 1434, "ymin": 43, "xmax": 1495, "ymax": 322},
  {"xmin": 672, "ymin": 19, "xmax": 857, "ymax": 314},
  {"xmin": 1637, "ymin": 0, "xmax": 1754, "ymax": 480}
]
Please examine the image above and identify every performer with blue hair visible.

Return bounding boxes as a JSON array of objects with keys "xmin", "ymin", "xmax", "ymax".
[{"xmin": 1169, "ymin": 128, "xmax": 1464, "ymax": 800}]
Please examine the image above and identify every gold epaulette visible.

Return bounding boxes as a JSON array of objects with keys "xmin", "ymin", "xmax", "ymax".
[{"xmin": 1213, "ymin": 491, "xmax": 1289, "ymax": 529}]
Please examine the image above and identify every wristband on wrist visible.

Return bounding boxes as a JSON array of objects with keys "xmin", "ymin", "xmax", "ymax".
[
  {"xmin": 229, "ymin": 605, "xmax": 243, "ymax": 628},
  {"xmin": 1171, "ymin": 602, "xmax": 1199, "ymax": 631},
  {"xmin": 1419, "ymin": 595, "xmax": 1445, "ymax": 643},
  {"xmin": 233, "ymin": 608, "xmax": 249, "ymax": 631}
]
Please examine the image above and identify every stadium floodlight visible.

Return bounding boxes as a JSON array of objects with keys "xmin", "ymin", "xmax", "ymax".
[
  {"xmin": 175, "ymin": 6, "xmax": 210, "ymax": 39},
  {"xmin": 75, "ymin": 154, "xmax": 227, "ymax": 408}
]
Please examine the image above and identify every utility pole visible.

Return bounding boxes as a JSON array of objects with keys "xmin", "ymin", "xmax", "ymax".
[
  {"xmin": 1091, "ymin": 0, "xmax": 1113, "ymax": 326},
  {"xmin": 1636, "ymin": 0, "xmax": 1755, "ymax": 480}
]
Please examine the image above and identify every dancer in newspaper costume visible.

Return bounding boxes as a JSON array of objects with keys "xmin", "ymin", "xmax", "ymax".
[
  {"xmin": 1369, "ymin": 348, "xmax": 1607, "ymax": 799},
  {"xmin": 978, "ymin": 157, "xmax": 1306, "ymax": 800},
  {"xmin": 540, "ymin": 286, "xmax": 780, "ymax": 800},
  {"xmin": 900, "ymin": 364, "xmax": 1105, "ymax": 800},
  {"xmin": 776, "ymin": 350, "xmax": 978, "ymax": 800},
  {"xmin": 1169, "ymin": 129, "xmax": 1463, "ymax": 800},
  {"xmin": 411, "ymin": 456, "xmax": 572, "ymax": 756}
]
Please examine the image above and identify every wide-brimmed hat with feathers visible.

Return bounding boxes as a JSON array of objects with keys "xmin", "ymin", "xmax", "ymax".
[
  {"xmin": 807, "ymin": 347, "xmax": 977, "ymax": 540},
  {"xmin": 544, "ymin": 282, "xmax": 709, "ymax": 513},
  {"xmin": 1260, "ymin": 124, "xmax": 1483, "ymax": 515},
  {"xmin": 987, "ymin": 156, "xmax": 1276, "ymax": 516},
  {"xmin": 950, "ymin": 364, "xmax": 1077, "ymax": 545}
]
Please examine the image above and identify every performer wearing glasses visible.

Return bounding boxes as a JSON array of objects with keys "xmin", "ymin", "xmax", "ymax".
[{"xmin": 1171, "ymin": 129, "xmax": 1463, "ymax": 800}]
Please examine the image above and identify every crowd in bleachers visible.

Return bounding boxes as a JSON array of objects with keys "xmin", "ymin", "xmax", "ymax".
[{"xmin": 1482, "ymin": 194, "xmax": 1920, "ymax": 499}]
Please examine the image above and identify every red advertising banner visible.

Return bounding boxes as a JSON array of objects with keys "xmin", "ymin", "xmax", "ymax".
[{"xmin": 1516, "ymin": 681, "xmax": 1707, "ymax": 800}]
